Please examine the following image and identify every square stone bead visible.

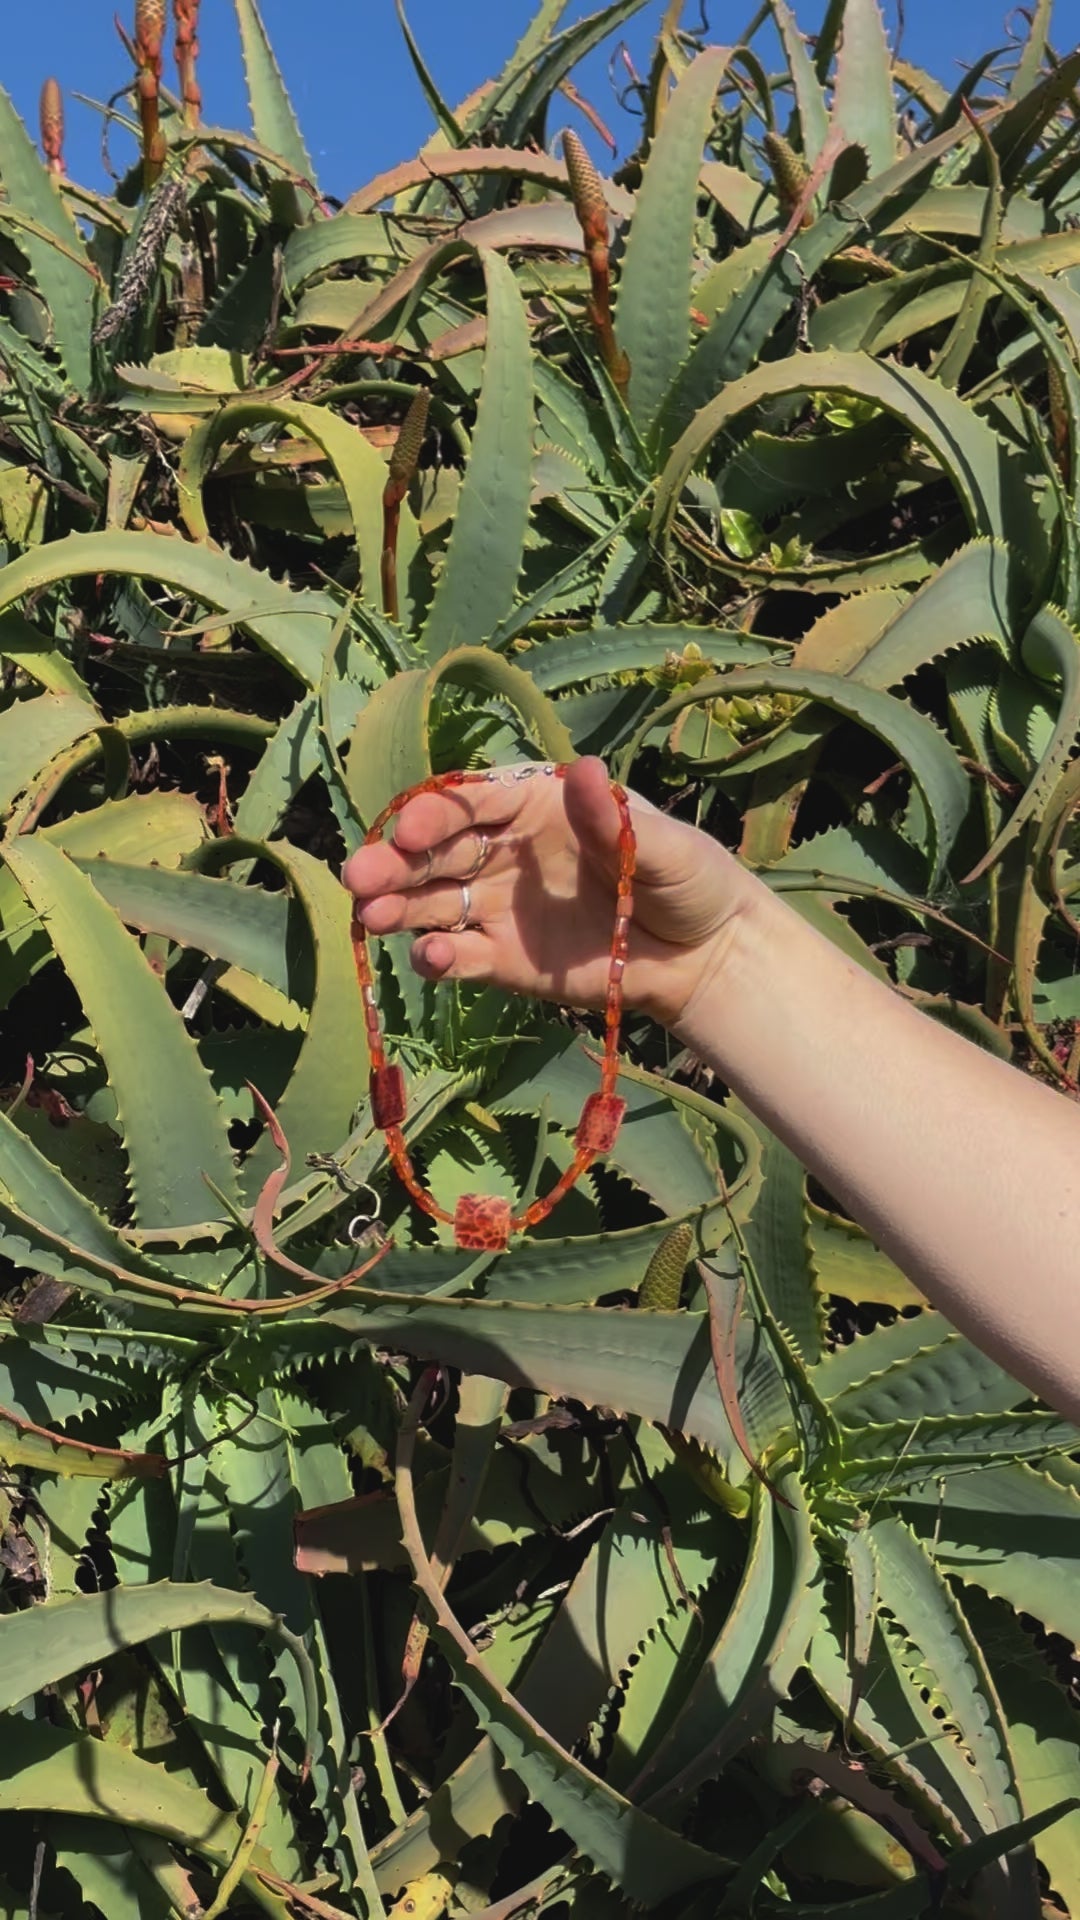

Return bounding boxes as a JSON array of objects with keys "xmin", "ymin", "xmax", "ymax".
[
  {"xmin": 575, "ymin": 1092, "xmax": 626, "ymax": 1153},
  {"xmin": 454, "ymin": 1193, "xmax": 513, "ymax": 1251},
  {"xmin": 370, "ymin": 1062, "xmax": 406, "ymax": 1130}
]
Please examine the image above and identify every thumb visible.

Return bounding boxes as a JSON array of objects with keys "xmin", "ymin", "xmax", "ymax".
[{"xmin": 563, "ymin": 757, "xmax": 670, "ymax": 883}]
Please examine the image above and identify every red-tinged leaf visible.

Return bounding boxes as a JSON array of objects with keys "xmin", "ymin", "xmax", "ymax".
[{"xmin": 701, "ymin": 1263, "xmax": 792, "ymax": 1508}]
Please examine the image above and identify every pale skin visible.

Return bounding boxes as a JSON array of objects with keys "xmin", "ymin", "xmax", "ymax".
[{"xmin": 343, "ymin": 756, "xmax": 1080, "ymax": 1423}]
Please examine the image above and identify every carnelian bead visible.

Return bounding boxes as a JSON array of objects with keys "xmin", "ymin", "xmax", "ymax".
[
  {"xmin": 575, "ymin": 1092, "xmax": 626, "ymax": 1153},
  {"xmin": 454, "ymin": 1192, "xmax": 513, "ymax": 1251},
  {"xmin": 370, "ymin": 1062, "xmax": 406, "ymax": 1130}
]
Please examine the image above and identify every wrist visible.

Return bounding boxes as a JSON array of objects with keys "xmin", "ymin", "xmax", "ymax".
[{"xmin": 639, "ymin": 866, "xmax": 776, "ymax": 1041}]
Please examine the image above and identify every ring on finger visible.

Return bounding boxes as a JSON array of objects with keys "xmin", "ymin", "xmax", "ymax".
[
  {"xmin": 449, "ymin": 882, "xmax": 472, "ymax": 933},
  {"xmin": 460, "ymin": 829, "xmax": 491, "ymax": 881}
]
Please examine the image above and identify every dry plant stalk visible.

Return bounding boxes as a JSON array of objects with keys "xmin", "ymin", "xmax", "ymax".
[
  {"xmin": 39, "ymin": 78, "xmax": 64, "ymax": 177},
  {"xmin": 173, "ymin": 0, "xmax": 201, "ymax": 129},
  {"xmin": 134, "ymin": 0, "xmax": 167, "ymax": 188},
  {"xmin": 563, "ymin": 129, "xmax": 629, "ymax": 394},
  {"xmin": 381, "ymin": 387, "xmax": 430, "ymax": 620}
]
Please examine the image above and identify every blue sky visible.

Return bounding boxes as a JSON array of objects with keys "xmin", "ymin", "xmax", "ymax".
[{"xmin": 3, "ymin": 0, "xmax": 1046, "ymax": 199}]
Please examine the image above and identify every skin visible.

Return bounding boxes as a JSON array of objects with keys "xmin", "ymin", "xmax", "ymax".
[{"xmin": 343, "ymin": 757, "xmax": 1080, "ymax": 1423}]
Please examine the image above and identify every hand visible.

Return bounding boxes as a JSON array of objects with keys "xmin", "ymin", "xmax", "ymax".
[{"xmin": 341, "ymin": 758, "xmax": 762, "ymax": 1031}]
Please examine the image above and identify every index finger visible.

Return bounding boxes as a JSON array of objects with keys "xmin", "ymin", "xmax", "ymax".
[{"xmin": 390, "ymin": 766, "xmax": 553, "ymax": 855}]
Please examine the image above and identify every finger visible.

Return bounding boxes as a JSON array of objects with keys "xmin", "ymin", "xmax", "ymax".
[
  {"xmin": 392, "ymin": 771, "xmax": 544, "ymax": 857},
  {"xmin": 410, "ymin": 929, "xmax": 493, "ymax": 983},
  {"xmin": 343, "ymin": 825, "xmax": 499, "ymax": 901},
  {"xmin": 564, "ymin": 756, "xmax": 668, "ymax": 884},
  {"xmin": 358, "ymin": 878, "xmax": 488, "ymax": 936}
]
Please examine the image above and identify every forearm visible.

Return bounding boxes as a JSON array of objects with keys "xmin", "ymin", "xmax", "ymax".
[{"xmin": 674, "ymin": 880, "xmax": 1080, "ymax": 1419}]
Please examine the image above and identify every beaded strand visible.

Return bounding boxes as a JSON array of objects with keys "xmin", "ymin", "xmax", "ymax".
[{"xmin": 350, "ymin": 763, "xmax": 636, "ymax": 1251}]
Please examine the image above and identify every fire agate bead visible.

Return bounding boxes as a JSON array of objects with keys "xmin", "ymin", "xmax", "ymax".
[
  {"xmin": 370, "ymin": 1063, "xmax": 407, "ymax": 1129},
  {"xmin": 575, "ymin": 1092, "xmax": 626, "ymax": 1153},
  {"xmin": 454, "ymin": 1192, "xmax": 513, "ymax": 1251}
]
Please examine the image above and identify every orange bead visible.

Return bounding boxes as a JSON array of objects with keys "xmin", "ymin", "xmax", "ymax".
[
  {"xmin": 370, "ymin": 1063, "xmax": 406, "ymax": 1129},
  {"xmin": 575, "ymin": 1092, "xmax": 626, "ymax": 1153},
  {"xmin": 454, "ymin": 1193, "xmax": 512, "ymax": 1251}
]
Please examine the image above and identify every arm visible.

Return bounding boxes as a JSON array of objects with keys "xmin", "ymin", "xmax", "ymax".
[{"xmin": 342, "ymin": 758, "xmax": 1080, "ymax": 1420}]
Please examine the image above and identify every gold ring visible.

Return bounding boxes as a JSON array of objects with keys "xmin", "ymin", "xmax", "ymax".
[{"xmin": 461, "ymin": 830, "xmax": 491, "ymax": 880}]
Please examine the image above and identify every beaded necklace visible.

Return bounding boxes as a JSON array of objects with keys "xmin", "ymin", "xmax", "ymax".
[{"xmin": 351, "ymin": 763, "xmax": 636, "ymax": 1251}]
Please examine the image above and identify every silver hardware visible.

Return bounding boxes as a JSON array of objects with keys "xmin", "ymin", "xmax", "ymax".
[
  {"xmin": 461, "ymin": 830, "xmax": 490, "ymax": 879},
  {"xmin": 449, "ymin": 882, "xmax": 472, "ymax": 932}
]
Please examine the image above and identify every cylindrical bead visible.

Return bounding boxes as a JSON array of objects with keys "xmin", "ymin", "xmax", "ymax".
[
  {"xmin": 575, "ymin": 1091, "xmax": 626, "ymax": 1153},
  {"xmin": 370, "ymin": 1062, "xmax": 406, "ymax": 1130}
]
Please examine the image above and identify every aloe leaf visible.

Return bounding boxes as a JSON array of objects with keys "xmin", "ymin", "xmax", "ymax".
[
  {"xmin": 619, "ymin": 661, "xmax": 969, "ymax": 883},
  {"xmin": 345, "ymin": 645, "xmax": 574, "ymax": 826},
  {"xmin": 4, "ymin": 837, "xmax": 238, "ymax": 1229},
  {"xmin": 870, "ymin": 1517, "xmax": 1034, "ymax": 1912},
  {"xmin": 808, "ymin": 1599, "xmax": 996, "ymax": 1860},
  {"xmin": 372, "ymin": 1741, "xmax": 517, "ymax": 1891},
  {"xmin": 768, "ymin": 0, "xmax": 829, "ymax": 164},
  {"xmin": 0, "ymin": 612, "xmax": 93, "ymax": 700},
  {"xmin": 420, "ymin": 253, "xmax": 534, "ymax": 656},
  {"xmin": 662, "ymin": 114, "xmax": 979, "ymax": 441},
  {"xmin": 232, "ymin": 0, "xmax": 318, "ymax": 188},
  {"xmin": 395, "ymin": 0, "xmax": 464, "ymax": 146},
  {"xmin": 222, "ymin": 1388, "xmax": 382, "ymax": 1900},
  {"xmin": 0, "ymin": 699, "xmax": 107, "ymax": 830},
  {"xmin": 320, "ymin": 1295, "xmax": 767, "ymax": 1472},
  {"xmin": 991, "ymin": 46, "xmax": 1080, "ymax": 187},
  {"xmin": 489, "ymin": 1025, "xmax": 747, "ymax": 1220},
  {"xmin": 191, "ymin": 837, "xmax": 365, "ymax": 1198},
  {"xmin": 830, "ymin": 0, "xmax": 897, "ymax": 179},
  {"xmin": 814, "ymin": 1311, "xmax": 1028, "ymax": 1425},
  {"xmin": 634, "ymin": 1475, "xmax": 823, "ymax": 1811},
  {"xmin": 74, "ymin": 859, "xmax": 290, "ymax": 995},
  {"xmin": 846, "ymin": 540, "xmax": 1013, "ymax": 688},
  {"xmin": 964, "ymin": 1588, "xmax": 1080, "ymax": 1908},
  {"xmin": 932, "ymin": 116, "xmax": 1004, "ymax": 391},
  {"xmin": 615, "ymin": 48, "xmax": 733, "ymax": 438},
  {"xmin": 807, "ymin": 1205, "xmax": 922, "ymax": 1311},
  {"xmin": 317, "ymin": 1195, "xmax": 728, "ymax": 1307},
  {"xmin": 0, "ymin": 85, "xmax": 97, "ymax": 391},
  {"xmin": 736, "ymin": 1110, "xmax": 824, "ymax": 1366},
  {"xmin": 523, "ymin": 623, "xmax": 781, "ymax": 690},
  {"xmin": 838, "ymin": 1410, "xmax": 1080, "ymax": 1497},
  {"xmin": 282, "ymin": 212, "xmax": 423, "ymax": 286},
  {"xmin": 0, "ymin": 1722, "xmax": 255, "ymax": 1882},
  {"xmin": 497, "ymin": 0, "xmax": 649, "ymax": 147},
  {"xmin": 810, "ymin": 232, "xmax": 1080, "ymax": 358},
  {"xmin": 655, "ymin": 351, "xmax": 1041, "ymax": 571},
  {"xmin": 0, "ymin": 1578, "xmax": 314, "ymax": 1738},
  {"xmin": 900, "ymin": 1462, "xmax": 1080, "ymax": 1646},
  {"xmin": 178, "ymin": 396, "xmax": 420, "ymax": 620},
  {"xmin": 394, "ymin": 1389, "xmax": 726, "ymax": 1903},
  {"xmin": 966, "ymin": 606, "xmax": 1080, "ymax": 881},
  {"xmin": 0, "ymin": 1109, "xmax": 179, "ymax": 1290},
  {"xmin": 517, "ymin": 1476, "xmax": 726, "ymax": 1743},
  {"xmin": 0, "ymin": 531, "xmax": 342, "ymax": 688}
]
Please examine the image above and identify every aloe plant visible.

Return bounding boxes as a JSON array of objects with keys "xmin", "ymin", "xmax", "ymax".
[{"xmin": 1, "ymin": 0, "xmax": 1080, "ymax": 1913}]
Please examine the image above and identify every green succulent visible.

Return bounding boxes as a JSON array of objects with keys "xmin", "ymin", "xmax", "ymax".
[{"xmin": 1, "ymin": 0, "xmax": 1080, "ymax": 1914}]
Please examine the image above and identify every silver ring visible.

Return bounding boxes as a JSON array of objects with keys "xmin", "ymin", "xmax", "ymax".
[
  {"xmin": 461, "ymin": 830, "xmax": 490, "ymax": 880},
  {"xmin": 449, "ymin": 882, "xmax": 472, "ymax": 933}
]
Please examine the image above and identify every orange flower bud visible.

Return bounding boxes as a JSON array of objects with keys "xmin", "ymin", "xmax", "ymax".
[{"xmin": 39, "ymin": 77, "xmax": 64, "ymax": 175}]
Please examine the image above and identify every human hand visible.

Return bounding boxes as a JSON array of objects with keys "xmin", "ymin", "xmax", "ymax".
[{"xmin": 341, "ymin": 758, "xmax": 762, "ymax": 1032}]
